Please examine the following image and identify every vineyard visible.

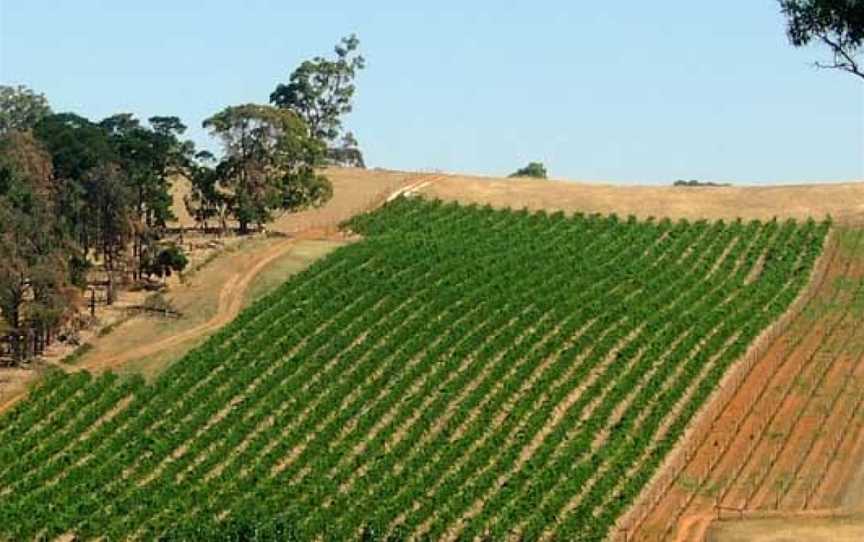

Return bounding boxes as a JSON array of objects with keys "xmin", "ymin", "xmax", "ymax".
[
  {"xmin": 0, "ymin": 197, "xmax": 829, "ymax": 541},
  {"xmin": 632, "ymin": 227, "xmax": 864, "ymax": 541}
]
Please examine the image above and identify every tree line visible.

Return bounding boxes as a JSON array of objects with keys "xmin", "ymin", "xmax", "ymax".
[{"xmin": 0, "ymin": 35, "xmax": 365, "ymax": 364}]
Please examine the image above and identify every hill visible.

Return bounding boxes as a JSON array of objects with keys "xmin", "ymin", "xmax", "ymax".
[
  {"xmin": 329, "ymin": 168, "xmax": 864, "ymax": 224},
  {"xmin": 0, "ymin": 198, "xmax": 827, "ymax": 540}
]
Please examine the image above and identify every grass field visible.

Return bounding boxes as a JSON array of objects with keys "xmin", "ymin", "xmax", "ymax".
[{"xmin": 0, "ymin": 197, "xmax": 828, "ymax": 541}]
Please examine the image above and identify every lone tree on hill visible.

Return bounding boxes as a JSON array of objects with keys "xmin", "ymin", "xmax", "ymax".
[
  {"xmin": 271, "ymin": 34, "xmax": 367, "ymax": 167},
  {"xmin": 203, "ymin": 104, "xmax": 333, "ymax": 235},
  {"xmin": 509, "ymin": 162, "xmax": 548, "ymax": 179},
  {"xmin": 779, "ymin": 0, "xmax": 864, "ymax": 80}
]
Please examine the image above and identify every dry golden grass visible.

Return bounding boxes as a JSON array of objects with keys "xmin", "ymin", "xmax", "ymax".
[
  {"xmin": 178, "ymin": 167, "xmax": 864, "ymax": 227},
  {"xmin": 708, "ymin": 514, "xmax": 864, "ymax": 542},
  {"xmin": 170, "ymin": 167, "xmax": 412, "ymax": 233},
  {"xmin": 413, "ymin": 172, "xmax": 864, "ymax": 224}
]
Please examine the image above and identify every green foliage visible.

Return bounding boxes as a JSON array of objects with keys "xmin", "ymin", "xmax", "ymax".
[
  {"xmin": 0, "ymin": 142, "xmax": 76, "ymax": 362},
  {"xmin": 202, "ymin": 104, "xmax": 332, "ymax": 234},
  {"xmin": 779, "ymin": 0, "xmax": 864, "ymax": 79},
  {"xmin": 159, "ymin": 513, "xmax": 301, "ymax": 541},
  {"xmin": 141, "ymin": 243, "xmax": 189, "ymax": 279},
  {"xmin": 270, "ymin": 34, "xmax": 365, "ymax": 146},
  {"xmin": 101, "ymin": 113, "xmax": 190, "ymax": 229},
  {"xmin": 509, "ymin": 161, "xmax": 548, "ymax": 179},
  {"xmin": 0, "ymin": 103, "xmax": 196, "ymax": 360},
  {"xmin": 0, "ymin": 85, "xmax": 52, "ymax": 134},
  {"xmin": 327, "ymin": 132, "xmax": 366, "ymax": 168},
  {"xmin": 33, "ymin": 111, "xmax": 194, "ymax": 288},
  {"xmin": 0, "ymin": 199, "xmax": 829, "ymax": 540},
  {"xmin": 141, "ymin": 244, "xmax": 189, "ymax": 280},
  {"xmin": 34, "ymin": 113, "xmax": 114, "ymax": 182}
]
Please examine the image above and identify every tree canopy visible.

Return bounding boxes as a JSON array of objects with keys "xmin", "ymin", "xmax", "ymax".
[
  {"xmin": 509, "ymin": 162, "xmax": 548, "ymax": 179},
  {"xmin": 270, "ymin": 34, "xmax": 366, "ymax": 168},
  {"xmin": 0, "ymin": 132, "xmax": 76, "ymax": 361},
  {"xmin": 0, "ymin": 103, "xmax": 200, "ymax": 362},
  {"xmin": 270, "ymin": 34, "xmax": 365, "ymax": 144},
  {"xmin": 779, "ymin": 0, "xmax": 864, "ymax": 79},
  {"xmin": 202, "ymin": 104, "xmax": 332, "ymax": 234},
  {"xmin": 0, "ymin": 85, "xmax": 52, "ymax": 134}
]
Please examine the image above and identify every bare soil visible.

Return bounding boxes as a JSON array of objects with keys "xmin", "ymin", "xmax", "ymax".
[{"xmin": 171, "ymin": 167, "xmax": 414, "ymax": 233}]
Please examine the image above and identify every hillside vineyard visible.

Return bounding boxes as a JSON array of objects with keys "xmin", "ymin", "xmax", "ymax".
[{"xmin": 0, "ymin": 198, "xmax": 828, "ymax": 541}]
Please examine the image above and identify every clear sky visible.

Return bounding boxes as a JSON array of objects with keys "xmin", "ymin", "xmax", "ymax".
[{"xmin": 1, "ymin": 0, "xmax": 862, "ymax": 184}]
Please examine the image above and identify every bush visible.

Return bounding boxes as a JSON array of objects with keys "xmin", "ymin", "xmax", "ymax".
[
  {"xmin": 673, "ymin": 179, "xmax": 731, "ymax": 187},
  {"xmin": 142, "ymin": 244, "xmax": 189, "ymax": 280},
  {"xmin": 509, "ymin": 162, "xmax": 547, "ymax": 179}
]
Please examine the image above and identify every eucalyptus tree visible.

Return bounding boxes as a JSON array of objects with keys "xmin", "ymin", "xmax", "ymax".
[
  {"xmin": 0, "ymin": 139, "xmax": 75, "ymax": 362},
  {"xmin": 0, "ymin": 85, "xmax": 52, "ymax": 135},
  {"xmin": 270, "ymin": 34, "xmax": 366, "ymax": 166},
  {"xmin": 33, "ymin": 113, "xmax": 115, "ymax": 255},
  {"xmin": 185, "ymin": 150, "xmax": 234, "ymax": 234},
  {"xmin": 203, "ymin": 104, "xmax": 332, "ymax": 234},
  {"xmin": 779, "ymin": 0, "xmax": 864, "ymax": 80},
  {"xmin": 100, "ymin": 114, "xmax": 192, "ymax": 278}
]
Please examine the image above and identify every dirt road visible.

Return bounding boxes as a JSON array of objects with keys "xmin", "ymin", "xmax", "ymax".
[{"xmin": 0, "ymin": 173, "xmax": 436, "ymax": 415}]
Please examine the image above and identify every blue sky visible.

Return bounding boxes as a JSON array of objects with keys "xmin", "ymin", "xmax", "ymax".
[{"xmin": 1, "ymin": 0, "xmax": 862, "ymax": 184}]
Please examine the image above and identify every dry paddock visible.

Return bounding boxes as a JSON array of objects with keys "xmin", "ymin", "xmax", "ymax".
[{"xmin": 414, "ymin": 172, "xmax": 864, "ymax": 225}]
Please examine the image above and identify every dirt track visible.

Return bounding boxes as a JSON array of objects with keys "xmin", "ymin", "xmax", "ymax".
[
  {"xmin": 0, "ymin": 172, "xmax": 435, "ymax": 416},
  {"xmin": 82, "ymin": 235, "xmax": 301, "ymax": 372}
]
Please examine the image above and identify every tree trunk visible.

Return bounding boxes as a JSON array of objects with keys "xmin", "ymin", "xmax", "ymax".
[
  {"xmin": 10, "ymin": 305, "xmax": 21, "ymax": 364},
  {"xmin": 106, "ymin": 249, "xmax": 115, "ymax": 306}
]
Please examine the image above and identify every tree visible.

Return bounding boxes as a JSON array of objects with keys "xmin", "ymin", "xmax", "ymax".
[
  {"xmin": 34, "ymin": 113, "xmax": 118, "ymax": 265},
  {"xmin": 203, "ymin": 104, "xmax": 332, "ymax": 234},
  {"xmin": 0, "ymin": 106, "xmax": 194, "ymax": 361},
  {"xmin": 509, "ymin": 162, "xmax": 548, "ymax": 179},
  {"xmin": 82, "ymin": 163, "xmax": 134, "ymax": 304},
  {"xmin": 0, "ymin": 131, "xmax": 54, "ymax": 196},
  {"xmin": 140, "ymin": 243, "xmax": 188, "ymax": 281},
  {"xmin": 270, "ymin": 34, "xmax": 366, "ymax": 145},
  {"xmin": 0, "ymin": 149, "xmax": 75, "ymax": 363},
  {"xmin": 185, "ymin": 151, "xmax": 229, "ymax": 233},
  {"xmin": 779, "ymin": 0, "xmax": 864, "ymax": 79},
  {"xmin": 34, "ymin": 111, "xmax": 190, "ymax": 290},
  {"xmin": 100, "ymin": 114, "xmax": 192, "ymax": 278},
  {"xmin": 0, "ymin": 85, "xmax": 52, "ymax": 134},
  {"xmin": 327, "ymin": 131, "xmax": 366, "ymax": 168}
]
